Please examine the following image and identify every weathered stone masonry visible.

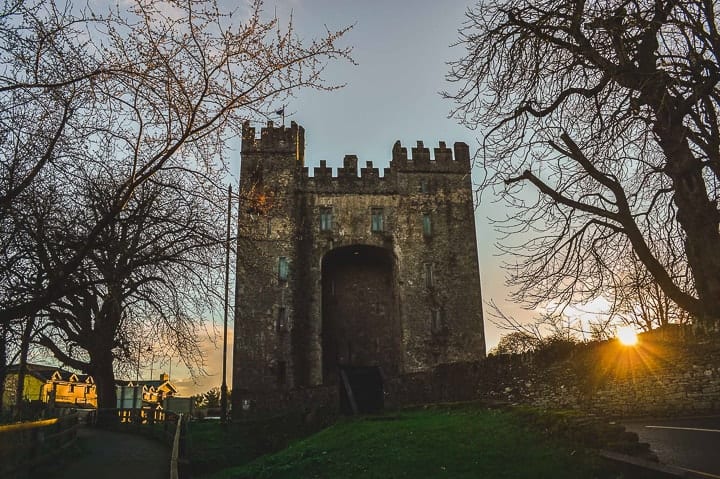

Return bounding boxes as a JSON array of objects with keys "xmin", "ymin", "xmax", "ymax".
[
  {"xmin": 390, "ymin": 331, "xmax": 720, "ymax": 418},
  {"xmin": 232, "ymin": 121, "xmax": 486, "ymax": 415}
]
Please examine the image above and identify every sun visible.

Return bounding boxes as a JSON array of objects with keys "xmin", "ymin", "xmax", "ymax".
[{"xmin": 616, "ymin": 326, "xmax": 639, "ymax": 346}]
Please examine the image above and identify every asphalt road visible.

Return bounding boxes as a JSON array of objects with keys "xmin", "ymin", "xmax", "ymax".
[{"xmin": 623, "ymin": 416, "xmax": 720, "ymax": 478}]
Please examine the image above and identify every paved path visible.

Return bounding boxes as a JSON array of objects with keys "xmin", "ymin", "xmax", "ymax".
[
  {"xmin": 623, "ymin": 416, "xmax": 720, "ymax": 479},
  {"xmin": 49, "ymin": 426, "xmax": 170, "ymax": 479}
]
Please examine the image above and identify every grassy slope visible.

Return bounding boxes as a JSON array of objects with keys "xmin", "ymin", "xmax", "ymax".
[{"xmin": 204, "ymin": 407, "xmax": 612, "ymax": 479}]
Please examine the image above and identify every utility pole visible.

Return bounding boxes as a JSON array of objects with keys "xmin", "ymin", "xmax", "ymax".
[
  {"xmin": 221, "ymin": 184, "xmax": 232, "ymax": 425},
  {"xmin": 136, "ymin": 341, "xmax": 141, "ymax": 382}
]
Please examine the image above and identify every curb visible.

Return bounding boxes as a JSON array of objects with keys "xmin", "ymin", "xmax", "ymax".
[{"xmin": 599, "ymin": 450, "xmax": 712, "ymax": 479}]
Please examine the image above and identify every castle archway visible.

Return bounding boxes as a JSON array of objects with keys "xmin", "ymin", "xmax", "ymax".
[{"xmin": 321, "ymin": 245, "xmax": 400, "ymax": 395}]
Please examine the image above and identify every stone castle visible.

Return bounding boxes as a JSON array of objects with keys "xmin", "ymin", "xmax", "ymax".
[{"xmin": 232, "ymin": 121, "xmax": 485, "ymax": 415}]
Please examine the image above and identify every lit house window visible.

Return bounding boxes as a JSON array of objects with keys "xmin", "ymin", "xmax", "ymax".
[
  {"xmin": 278, "ymin": 257, "xmax": 289, "ymax": 281},
  {"xmin": 424, "ymin": 262, "xmax": 434, "ymax": 289},
  {"xmin": 371, "ymin": 208, "xmax": 384, "ymax": 232},
  {"xmin": 320, "ymin": 207, "xmax": 333, "ymax": 231},
  {"xmin": 422, "ymin": 213, "xmax": 432, "ymax": 237}
]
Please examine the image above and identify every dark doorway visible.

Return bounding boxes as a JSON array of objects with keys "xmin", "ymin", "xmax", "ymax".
[
  {"xmin": 321, "ymin": 245, "xmax": 399, "ymax": 383},
  {"xmin": 339, "ymin": 366, "xmax": 384, "ymax": 415}
]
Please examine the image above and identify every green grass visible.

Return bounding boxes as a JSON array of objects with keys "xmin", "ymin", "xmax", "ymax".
[
  {"xmin": 188, "ymin": 411, "xmax": 335, "ymax": 476},
  {"xmin": 188, "ymin": 419, "xmax": 258, "ymax": 474},
  {"xmin": 200, "ymin": 406, "xmax": 616, "ymax": 479}
]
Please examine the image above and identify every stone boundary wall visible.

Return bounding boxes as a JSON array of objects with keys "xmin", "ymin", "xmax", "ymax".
[
  {"xmin": 233, "ymin": 330, "xmax": 720, "ymax": 420},
  {"xmin": 391, "ymin": 331, "xmax": 720, "ymax": 417},
  {"xmin": 233, "ymin": 385, "xmax": 339, "ymax": 421}
]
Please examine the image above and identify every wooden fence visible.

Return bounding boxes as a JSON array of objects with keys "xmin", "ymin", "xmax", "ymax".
[{"xmin": 0, "ymin": 413, "xmax": 79, "ymax": 478}]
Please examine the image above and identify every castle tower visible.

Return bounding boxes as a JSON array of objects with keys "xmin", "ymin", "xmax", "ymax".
[{"xmin": 232, "ymin": 122, "xmax": 485, "ymax": 416}]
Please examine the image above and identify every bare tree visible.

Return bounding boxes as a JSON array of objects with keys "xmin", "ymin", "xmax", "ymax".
[
  {"xmin": 611, "ymin": 253, "xmax": 691, "ymax": 331},
  {"xmin": 0, "ymin": 0, "xmax": 352, "ymax": 325},
  {"xmin": 446, "ymin": 0, "xmax": 720, "ymax": 328},
  {"xmin": 29, "ymin": 170, "xmax": 226, "ymax": 408}
]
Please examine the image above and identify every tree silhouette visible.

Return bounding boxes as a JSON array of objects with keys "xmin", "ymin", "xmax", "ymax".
[{"xmin": 447, "ymin": 0, "xmax": 720, "ymax": 327}]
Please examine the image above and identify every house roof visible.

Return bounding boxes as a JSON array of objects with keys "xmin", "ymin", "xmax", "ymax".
[
  {"xmin": 116, "ymin": 379, "xmax": 177, "ymax": 394},
  {"xmin": 6, "ymin": 363, "xmax": 79, "ymax": 382},
  {"xmin": 134, "ymin": 380, "xmax": 178, "ymax": 394}
]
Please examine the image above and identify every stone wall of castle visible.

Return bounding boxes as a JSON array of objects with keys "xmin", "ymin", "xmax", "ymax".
[{"xmin": 232, "ymin": 121, "xmax": 486, "ymax": 415}]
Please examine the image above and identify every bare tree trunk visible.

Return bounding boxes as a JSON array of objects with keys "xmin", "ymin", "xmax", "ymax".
[
  {"xmin": 90, "ymin": 350, "xmax": 117, "ymax": 410},
  {"xmin": 14, "ymin": 316, "xmax": 35, "ymax": 420},
  {"xmin": 655, "ymin": 117, "xmax": 720, "ymax": 327},
  {"xmin": 89, "ymin": 291, "xmax": 122, "ymax": 410},
  {"xmin": 0, "ymin": 322, "xmax": 7, "ymax": 417}
]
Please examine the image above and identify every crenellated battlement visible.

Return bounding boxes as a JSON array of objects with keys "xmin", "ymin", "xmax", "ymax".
[
  {"xmin": 296, "ymin": 139, "xmax": 471, "ymax": 193},
  {"xmin": 300, "ymin": 140, "xmax": 470, "ymax": 181},
  {"xmin": 242, "ymin": 120, "xmax": 305, "ymax": 165},
  {"xmin": 240, "ymin": 121, "xmax": 472, "ymax": 194},
  {"xmin": 305, "ymin": 156, "xmax": 393, "ymax": 180},
  {"xmin": 390, "ymin": 140, "xmax": 470, "ymax": 172}
]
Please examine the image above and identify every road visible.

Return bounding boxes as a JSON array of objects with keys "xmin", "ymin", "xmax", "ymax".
[{"xmin": 623, "ymin": 416, "xmax": 720, "ymax": 479}]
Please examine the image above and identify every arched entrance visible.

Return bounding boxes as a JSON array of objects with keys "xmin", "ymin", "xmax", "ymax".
[{"xmin": 321, "ymin": 245, "xmax": 399, "ymax": 413}]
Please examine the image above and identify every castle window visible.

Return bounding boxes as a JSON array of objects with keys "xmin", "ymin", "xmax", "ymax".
[
  {"xmin": 320, "ymin": 207, "xmax": 333, "ymax": 231},
  {"xmin": 277, "ymin": 307, "xmax": 287, "ymax": 331},
  {"xmin": 422, "ymin": 213, "xmax": 432, "ymax": 237},
  {"xmin": 278, "ymin": 256, "xmax": 289, "ymax": 281},
  {"xmin": 424, "ymin": 262, "xmax": 434, "ymax": 289},
  {"xmin": 277, "ymin": 361, "xmax": 287, "ymax": 386},
  {"xmin": 371, "ymin": 208, "xmax": 384, "ymax": 232},
  {"xmin": 431, "ymin": 309, "xmax": 443, "ymax": 333},
  {"xmin": 420, "ymin": 179, "xmax": 429, "ymax": 193}
]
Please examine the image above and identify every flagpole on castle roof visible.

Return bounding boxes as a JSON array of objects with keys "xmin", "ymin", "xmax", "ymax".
[{"xmin": 275, "ymin": 107, "xmax": 285, "ymax": 127}]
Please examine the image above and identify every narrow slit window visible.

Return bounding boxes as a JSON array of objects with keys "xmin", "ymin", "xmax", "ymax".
[
  {"xmin": 422, "ymin": 213, "xmax": 432, "ymax": 237},
  {"xmin": 320, "ymin": 207, "xmax": 333, "ymax": 231},
  {"xmin": 278, "ymin": 256, "xmax": 289, "ymax": 281},
  {"xmin": 277, "ymin": 361, "xmax": 287, "ymax": 385},
  {"xmin": 277, "ymin": 307, "xmax": 287, "ymax": 331},
  {"xmin": 431, "ymin": 309, "xmax": 442, "ymax": 333},
  {"xmin": 424, "ymin": 262, "xmax": 434, "ymax": 289},
  {"xmin": 371, "ymin": 208, "xmax": 384, "ymax": 232}
]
